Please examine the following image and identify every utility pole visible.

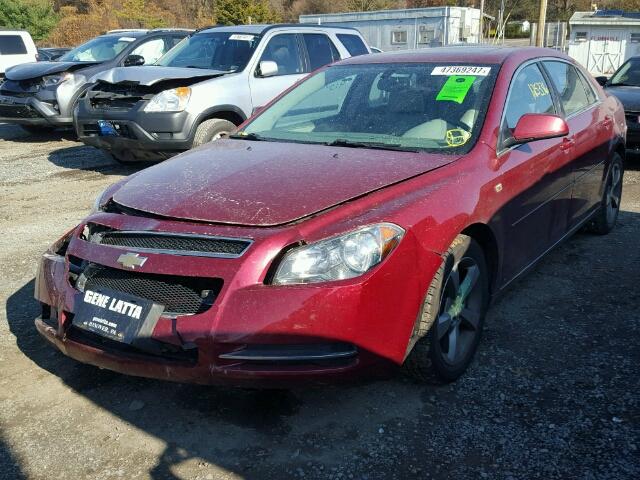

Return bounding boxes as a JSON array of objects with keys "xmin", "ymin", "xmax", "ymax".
[
  {"xmin": 499, "ymin": 0, "xmax": 505, "ymax": 43},
  {"xmin": 479, "ymin": 0, "xmax": 485, "ymax": 43},
  {"xmin": 536, "ymin": 0, "xmax": 548, "ymax": 47}
]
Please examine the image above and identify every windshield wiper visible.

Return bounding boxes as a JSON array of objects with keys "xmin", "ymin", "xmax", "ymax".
[
  {"xmin": 228, "ymin": 132, "xmax": 264, "ymax": 141},
  {"xmin": 609, "ymin": 82, "xmax": 638, "ymax": 87},
  {"xmin": 326, "ymin": 138, "xmax": 418, "ymax": 152}
]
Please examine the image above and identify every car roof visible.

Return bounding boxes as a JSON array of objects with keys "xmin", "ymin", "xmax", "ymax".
[
  {"xmin": 0, "ymin": 29, "xmax": 30, "ymax": 35},
  {"xmin": 198, "ymin": 24, "xmax": 360, "ymax": 35},
  {"xmin": 337, "ymin": 46, "xmax": 568, "ymax": 66},
  {"xmin": 101, "ymin": 31, "xmax": 150, "ymax": 39}
]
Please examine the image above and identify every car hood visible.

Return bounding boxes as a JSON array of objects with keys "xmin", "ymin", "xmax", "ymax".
[
  {"xmin": 112, "ymin": 140, "xmax": 456, "ymax": 226},
  {"xmin": 605, "ymin": 85, "xmax": 640, "ymax": 111},
  {"xmin": 93, "ymin": 66, "xmax": 228, "ymax": 86},
  {"xmin": 5, "ymin": 61, "xmax": 98, "ymax": 81}
]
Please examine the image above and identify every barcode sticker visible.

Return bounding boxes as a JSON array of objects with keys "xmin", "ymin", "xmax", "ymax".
[
  {"xmin": 432, "ymin": 66, "xmax": 491, "ymax": 76},
  {"xmin": 229, "ymin": 34, "xmax": 256, "ymax": 41}
]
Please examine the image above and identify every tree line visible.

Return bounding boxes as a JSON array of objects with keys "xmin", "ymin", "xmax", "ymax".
[{"xmin": 0, "ymin": 0, "xmax": 638, "ymax": 46}]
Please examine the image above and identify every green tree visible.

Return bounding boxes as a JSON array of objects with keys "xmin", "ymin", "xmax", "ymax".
[
  {"xmin": 115, "ymin": 0, "xmax": 168, "ymax": 29},
  {"xmin": 0, "ymin": 0, "xmax": 59, "ymax": 42},
  {"xmin": 215, "ymin": 0, "xmax": 281, "ymax": 25}
]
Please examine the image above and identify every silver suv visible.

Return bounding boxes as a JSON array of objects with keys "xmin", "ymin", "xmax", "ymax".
[
  {"xmin": 74, "ymin": 24, "xmax": 370, "ymax": 162},
  {"xmin": 0, "ymin": 29, "xmax": 190, "ymax": 133}
]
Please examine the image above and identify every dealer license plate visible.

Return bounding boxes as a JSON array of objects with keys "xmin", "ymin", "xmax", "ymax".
[{"xmin": 72, "ymin": 288, "xmax": 164, "ymax": 343}]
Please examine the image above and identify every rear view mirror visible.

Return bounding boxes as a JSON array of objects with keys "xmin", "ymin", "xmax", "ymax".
[
  {"xmin": 124, "ymin": 54, "xmax": 145, "ymax": 67},
  {"xmin": 594, "ymin": 75, "xmax": 608, "ymax": 87},
  {"xmin": 257, "ymin": 60, "xmax": 278, "ymax": 78},
  {"xmin": 504, "ymin": 113, "xmax": 569, "ymax": 148}
]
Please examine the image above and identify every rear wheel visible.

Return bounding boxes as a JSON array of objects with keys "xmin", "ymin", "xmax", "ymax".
[
  {"xmin": 192, "ymin": 118, "xmax": 236, "ymax": 148},
  {"xmin": 403, "ymin": 235, "xmax": 489, "ymax": 383},
  {"xmin": 588, "ymin": 153, "xmax": 624, "ymax": 235}
]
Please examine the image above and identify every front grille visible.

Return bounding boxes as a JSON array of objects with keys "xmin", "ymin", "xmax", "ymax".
[
  {"xmin": 88, "ymin": 81, "xmax": 154, "ymax": 112},
  {"xmin": 85, "ymin": 223, "xmax": 252, "ymax": 257},
  {"xmin": 0, "ymin": 104, "xmax": 40, "ymax": 118},
  {"xmin": 75, "ymin": 262, "xmax": 223, "ymax": 316},
  {"xmin": 91, "ymin": 98, "xmax": 140, "ymax": 111},
  {"xmin": 80, "ymin": 121, "xmax": 137, "ymax": 139},
  {"xmin": 81, "ymin": 122, "xmax": 100, "ymax": 136}
]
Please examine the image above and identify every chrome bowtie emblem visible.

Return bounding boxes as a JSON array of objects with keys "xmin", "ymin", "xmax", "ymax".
[{"xmin": 117, "ymin": 252, "xmax": 148, "ymax": 269}]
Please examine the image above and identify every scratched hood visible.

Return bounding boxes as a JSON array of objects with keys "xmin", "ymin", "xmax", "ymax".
[
  {"xmin": 5, "ymin": 61, "xmax": 97, "ymax": 81},
  {"xmin": 93, "ymin": 66, "xmax": 227, "ymax": 86},
  {"xmin": 112, "ymin": 139, "xmax": 456, "ymax": 226}
]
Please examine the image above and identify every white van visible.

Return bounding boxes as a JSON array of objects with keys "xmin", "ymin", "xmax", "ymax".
[{"xmin": 0, "ymin": 30, "xmax": 37, "ymax": 77}]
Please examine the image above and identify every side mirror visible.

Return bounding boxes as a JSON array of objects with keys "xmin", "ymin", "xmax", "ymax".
[
  {"xmin": 124, "ymin": 54, "xmax": 145, "ymax": 67},
  {"xmin": 594, "ymin": 75, "xmax": 608, "ymax": 87},
  {"xmin": 504, "ymin": 113, "xmax": 569, "ymax": 148},
  {"xmin": 257, "ymin": 60, "xmax": 278, "ymax": 78}
]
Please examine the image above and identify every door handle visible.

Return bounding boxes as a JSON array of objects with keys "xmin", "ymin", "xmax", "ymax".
[{"xmin": 559, "ymin": 137, "xmax": 575, "ymax": 151}]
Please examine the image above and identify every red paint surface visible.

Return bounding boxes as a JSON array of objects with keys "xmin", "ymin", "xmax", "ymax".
[{"xmin": 34, "ymin": 47, "xmax": 626, "ymax": 385}]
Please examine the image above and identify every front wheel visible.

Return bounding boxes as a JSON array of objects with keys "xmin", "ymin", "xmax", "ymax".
[
  {"xmin": 192, "ymin": 119, "xmax": 236, "ymax": 148},
  {"xmin": 403, "ymin": 235, "xmax": 489, "ymax": 383},
  {"xmin": 587, "ymin": 153, "xmax": 624, "ymax": 235}
]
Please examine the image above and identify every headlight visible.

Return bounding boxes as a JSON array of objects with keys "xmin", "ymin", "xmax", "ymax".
[
  {"xmin": 143, "ymin": 87, "xmax": 191, "ymax": 112},
  {"xmin": 272, "ymin": 223, "xmax": 404, "ymax": 285},
  {"xmin": 42, "ymin": 72, "xmax": 74, "ymax": 87}
]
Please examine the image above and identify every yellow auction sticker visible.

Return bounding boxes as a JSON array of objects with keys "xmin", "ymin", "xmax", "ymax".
[{"xmin": 446, "ymin": 129, "xmax": 470, "ymax": 147}]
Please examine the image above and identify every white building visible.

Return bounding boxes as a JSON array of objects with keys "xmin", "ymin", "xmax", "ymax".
[
  {"xmin": 568, "ymin": 10, "xmax": 640, "ymax": 76},
  {"xmin": 299, "ymin": 7, "xmax": 482, "ymax": 51}
]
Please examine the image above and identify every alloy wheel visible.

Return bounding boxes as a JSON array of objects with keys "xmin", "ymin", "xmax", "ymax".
[
  {"xmin": 436, "ymin": 257, "xmax": 483, "ymax": 366},
  {"xmin": 606, "ymin": 162, "xmax": 622, "ymax": 225}
]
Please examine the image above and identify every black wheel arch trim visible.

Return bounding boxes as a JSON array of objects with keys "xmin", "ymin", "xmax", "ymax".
[{"xmin": 188, "ymin": 105, "xmax": 248, "ymax": 140}]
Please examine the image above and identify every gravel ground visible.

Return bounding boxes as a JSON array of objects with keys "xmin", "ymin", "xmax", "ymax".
[{"xmin": 1, "ymin": 123, "xmax": 639, "ymax": 480}]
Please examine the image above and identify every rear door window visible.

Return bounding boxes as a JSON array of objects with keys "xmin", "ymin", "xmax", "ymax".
[
  {"xmin": 336, "ymin": 34, "xmax": 368, "ymax": 57},
  {"xmin": 501, "ymin": 63, "xmax": 555, "ymax": 146},
  {"xmin": 543, "ymin": 61, "xmax": 592, "ymax": 116},
  {"xmin": 0, "ymin": 36, "xmax": 27, "ymax": 55},
  {"xmin": 303, "ymin": 33, "xmax": 339, "ymax": 71}
]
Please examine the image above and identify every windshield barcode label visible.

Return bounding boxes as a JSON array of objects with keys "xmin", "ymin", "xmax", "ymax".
[
  {"xmin": 432, "ymin": 66, "xmax": 491, "ymax": 76},
  {"xmin": 229, "ymin": 34, "xmax": 256, "ymax": 41}
]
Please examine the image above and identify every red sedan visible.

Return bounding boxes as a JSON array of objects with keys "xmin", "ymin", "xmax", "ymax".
[{"xmin": 34, "ymin": 47, "xmax": 626, "ymax": 385}]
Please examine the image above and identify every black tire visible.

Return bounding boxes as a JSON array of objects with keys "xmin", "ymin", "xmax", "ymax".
[
  {"xmin": 192, "ymin": 118, "xmax": 236, "ymax": 148},
  {"xmin": 403, "ymin": 235, "xmax": 489, "ymax": 383},
  {"xmin": 20, "ymin": 125, "xmax": 54, "ymax": 134},
  {"xmin": 587, "ymin": 153, "xmax": 624, "ymax": 235}
]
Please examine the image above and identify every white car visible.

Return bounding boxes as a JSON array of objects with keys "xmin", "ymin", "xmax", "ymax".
[
  {"xmin": 0, "ymin": 30, "xmax": 37, "ymax": 77},
  {"xmin": 74, "ymin": 24, "xmax": 371, "ymax": 162}
]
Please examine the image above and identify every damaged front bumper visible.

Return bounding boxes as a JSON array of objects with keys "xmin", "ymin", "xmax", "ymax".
[
  {"xmin": 0, "ymin": 92, "xmax": 73, "ymax": 126},
  {"xmin": 34, "ymin": 216, "xmax": 438, "ymax": 386},
  {"xmin": 74, "ymin": 89, "xmax": 196, "ymax": 162}
]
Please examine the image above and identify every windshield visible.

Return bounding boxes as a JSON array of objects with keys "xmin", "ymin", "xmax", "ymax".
[
  {"xmin": 58, "ymin": 35, "xmax": 135, "ymax": 62},
  {"xmin": 609, "ymin": 58, "xmax": 640, "ymax": 87},
  {"xmin": 241, "ymin": 63, "xmax": 499, "ymax": 153},
  {"xmin": 155, "ymin": 32, "xmax": 259, "ymax": 71}
]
